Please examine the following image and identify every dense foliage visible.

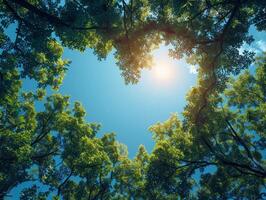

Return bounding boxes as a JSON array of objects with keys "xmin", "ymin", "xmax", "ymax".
[{"xmin": 0, "ymin": 0, "xmax": 265, "ymax": 199}]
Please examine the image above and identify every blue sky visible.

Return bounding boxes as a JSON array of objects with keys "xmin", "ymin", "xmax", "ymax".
[{"xmin": 59, "ymin": 46, "xmax": 198, "ymax": 157}]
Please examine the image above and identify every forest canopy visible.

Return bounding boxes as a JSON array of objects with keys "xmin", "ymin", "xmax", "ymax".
[{"xmin": 0, "ymin": 0, "xmax": 265, "ymax": 199}]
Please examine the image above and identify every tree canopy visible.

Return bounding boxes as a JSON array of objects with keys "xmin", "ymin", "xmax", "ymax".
[{"xmin": 0, "ymin": 0, "xmax": 265, "ymax": 199}]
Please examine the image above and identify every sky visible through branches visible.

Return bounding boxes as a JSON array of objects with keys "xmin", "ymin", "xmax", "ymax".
[{"xmin": 21, "ymin": 26, "xmax": 266, "ymax": 158}]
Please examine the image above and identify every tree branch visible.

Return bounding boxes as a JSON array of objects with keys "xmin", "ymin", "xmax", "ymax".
[
  {"xmin": 10, "ymin": 0, "xmax": 108, "ymax": 30},
  {"xmin": 225, "ymin": 119, "xmax": 266, "ymax": 172},
  {"xmin": 3, "ymin": 0, "xmax": 35, "ymax": 29},
  {"xmin": 31, "ymin": 148, "xmax": 59, "ymax": 160},
  {"xmin": 57, "ymin": 170, "xmax": 73, "ymax": 196}
]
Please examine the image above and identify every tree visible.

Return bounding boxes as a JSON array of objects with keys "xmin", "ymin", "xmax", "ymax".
[
  {"xmin": 0, "ymin": 0, "xmax": 265, "ymax": 199},
  {"xmin": 0, "ymin": 90, "xmax": 118, "ymax": 199},
  {"xmin": 0, "ymin": 0, "xmax": 262, "ymax": 87},
  {"xmin": 145, "ymin": 54, "xmax": 266, "ymax": 199}
]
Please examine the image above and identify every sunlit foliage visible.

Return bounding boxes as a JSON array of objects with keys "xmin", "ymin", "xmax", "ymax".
[{"xmin": 0, "ymin": 0, "xmax": 265, "ymax": 199}]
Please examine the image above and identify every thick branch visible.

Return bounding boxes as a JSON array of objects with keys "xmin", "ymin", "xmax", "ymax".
[{"xmin": 10, "ymin": 0, "xmax": 108, "ymax": 30}]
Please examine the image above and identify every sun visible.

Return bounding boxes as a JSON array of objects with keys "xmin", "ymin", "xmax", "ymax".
[
  {"xmin": 152, "ymin": 58, "xmax": 174, "ymax": 82},
  {"xmin": 154, "ymin": 64, "xmax": 172, "ymax": 81}
]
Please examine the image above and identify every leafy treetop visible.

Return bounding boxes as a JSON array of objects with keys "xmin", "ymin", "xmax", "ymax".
[{"xmin": 0, "ymin": 0, "xmax": 266, "ymax": 199}]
